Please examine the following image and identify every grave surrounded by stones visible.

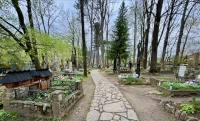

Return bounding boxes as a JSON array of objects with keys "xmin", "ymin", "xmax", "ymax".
[
  {"xmin": 0, "ymin": 66, "xmax": 83, "ymax": 119},
  {"xmin": 155, "ymin": 65, "xmax": 200, "ymax": 96}
]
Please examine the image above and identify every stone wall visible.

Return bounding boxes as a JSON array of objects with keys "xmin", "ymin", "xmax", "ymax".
[
  {"xmin": 159, "ymin": 100, "xmax": 199, "ymax": 121},
  {"xmin": 3, "ymin": 80, "xmax": 83, "ymax": 119}
]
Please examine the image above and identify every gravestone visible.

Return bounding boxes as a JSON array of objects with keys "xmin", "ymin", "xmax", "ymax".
[
  {"xmin": 178, "ymin": 66, "xmax": 186, "ymax": 77},
  {"xmin": 41, "ymin": 55, "xmax": 47, "ymax": 69},
  {"xmin": 198, "ymin": 74, "xmax": 200, "ymax": 79},
  {"xmin": 11, "ymin": 64, "xmax": 17, "ymax": 72},
  {"xmin": 53, "ymin": 52, "xmax": 61, "ymax": 76},
  {"xmin": 69, "ymin": 62, "xmax": 73, "ymax": 72}
]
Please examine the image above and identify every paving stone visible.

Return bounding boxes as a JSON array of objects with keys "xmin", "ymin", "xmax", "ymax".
[
  {"xmin": 91, "ymin": 102, "xmax": 98, "ymax": 107},
  {"xmin": 94, "ymin": 94, "xmax": 102, "ymax": 97},
  {"xmin": 113, "ymin": 99, "xmax": 120, "ymax": 102},
  {"xmin": 116, "ymin": 112, "xmax": 127, "ymax": 117},
  {"xmin": 89, "ymin": 70, "xmax": 138, "ymax": 121},
  {"xmin": 125, "ymin": 104, "xmax": 132, "ymax": 109},
  {"xmin": 127, "ymin": 109, "xmax": 138, "ymax": 120},
  {"xmin": 105, "ymin": 101, "xmax": 113, "ymax": 104},
  {"xmin": 100, "ymin": 98, "xmax": 106, "ymax": 104},
  {"xmin": 86, "ymin": 110, "xmax": 100, "ymax": 121},
  {"xmin": 100, "ymin": 112, "xmax": 113, "ymax": 120},
  {"xmin": 113, "ymin": 91, "xmax": 118, "ymax": 94},
  {"xmin": 121, "ymin": 116, "xmax": 129, "ymax": 121},
  {"xmin": 112, "ymin": 95, "xmax": 116, "ymax": 99},
  {"xmin": 94, "ymin": 107, "xmax": 99, "ymax": 110},
  {"xmin": 122, "ymin": 98, "xmax": 127, "ymax": 101},
  {"xmin": 106, "ymin": 89, "xmax": 111, "ymax": 92},
  {"xmin": 116, "ymin": 96, "xmax": 121, "ymax": 99},
  {"xmin": 113, "ymin": 115, "xmax": 120, "ymax": 120},
  {"xmin": 106, "ymin": 93, "xmax": 112, "ymax": 98},
  {"xmin": 103, "ymin": 101, "xmax": 126, "ymax": 112}
]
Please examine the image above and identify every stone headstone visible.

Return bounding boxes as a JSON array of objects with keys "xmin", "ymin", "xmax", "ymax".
[
  {"xmin": 69, "ymin": 62, "xmax": 72, "ymax": 72},
  {"xmin": 41, "ymin": 55, "xmax": 47, "ymax": 69},
  {"xmin": 178, "ymin": 66, "xmax": 186, "ymax": 77},
  {"xmin": 11, "ymin": 64, "xmax": 17, "ymax": 72},
  {"xmin": 53, "ymin": 52, "xmax": 60, "ymax": 72},
  {"xmin": 198, "ymin": 74, "xmax": 200, "ymax": 79}
]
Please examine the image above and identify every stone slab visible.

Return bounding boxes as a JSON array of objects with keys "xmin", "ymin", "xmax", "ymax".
[
  {"xmin": 103, "ymin": 101, "xmax": 126, "ymax": 112},
  {"xmin": 100, "ymin": 112, "xmax": 113, "ymax": 120},
  {"xmin": 86, "ymin": 110, "xmax": 100, "ymax": 121}
]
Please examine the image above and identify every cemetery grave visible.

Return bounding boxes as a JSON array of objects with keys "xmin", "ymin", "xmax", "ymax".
[{"xmin": 0, "ymin": 68, "xmax": 83, "ymax": 120}]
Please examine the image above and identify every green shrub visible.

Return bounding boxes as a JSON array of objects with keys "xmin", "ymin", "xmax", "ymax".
[
  {"xmin": 180, "ymin": 103, "xmax": 195, "ymax": 113},
  {"xmin": 0, "ymin": 109, "xmax": 20, "ymax": 120},
  {"xmin": 123, "ymin": 76, "xmax": 141, "ymax": 83},
  {"xmin": 162, "ymin": 82, "xmax": 200, "ymax": 90}
]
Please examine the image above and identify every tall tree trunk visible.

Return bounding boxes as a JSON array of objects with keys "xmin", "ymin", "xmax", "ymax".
[
  {"xmin": 160, "ymin": 0, "xmax": 175, "ymax": 68},
  {"xmin": 11, "ymin": 0, "xmax": 40, "ymax": 69},
  {"xmin": 149, "ymin": 0, "xmax": 163, "ymax": 73},
  {"xmin": 174, "ymin": 0, "xmax": 189, "ymax": 66},
  {"xmin": 180, "ymin": 25, "xmax": 192, "ymax": 60},
  {"xmin": 144, "ymin": 0, "xmax": 153, "ymax": 69},
  {"xmin": 133, "ymin": 1, "xmax": 137, "ymax": 65},
  {"xmin": 105, "ymin": 14, "xmax": 109, "ymax": 67},
  {"xmin": 80, "ymin": 0, "xmax": 87, "ymax": 76},
  {"xmin": 26, "ymin": 0, "xmax": 40, "ymax": 69}
]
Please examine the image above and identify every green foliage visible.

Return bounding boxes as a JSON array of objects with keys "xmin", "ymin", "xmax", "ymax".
[
  {"xmin": 192, "ymin": 96, "xmax": 200, "ymax": 110},
  {"xmin": 63, "ymin": 90, "xmax": 72, "ymax": 97},
  {"xmin": 180, "ymin": 103, "xmax": 195, "ymax": 113},
  {"xmin": 47, "ymin": 117, "xmax": 60, "ymax": 121},
  {"xmin": 194, "ymin": 70, "xmax": 200, "ymax": 74},
  {"xmin": 24, "ymin": 89, "xmax": 54, "ymax": 102},
  {"xmin": 106, "ymin": 1, "xmax": 129, "ymax": 61},
  {"xmin": 123, "ymin": 76, "xmax": 141, "ymax": 83},
  {"xmin": 0, "ymin": 89, "xmax": 4, "ymax": 96},
  {"xmin": 52, "ymin": 75, "xmax": 82, "ymax": 86},
  {"xmin": 162, "ymin": 82, "xmax": 200, "ymax": 90},
  {"xmin": 0, "ymin": 109, "xmax": 20, "ymax": 120}
]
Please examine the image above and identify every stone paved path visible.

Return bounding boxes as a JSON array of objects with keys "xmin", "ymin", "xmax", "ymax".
[{"xmin": 86, "ymin": 70, "xmax": 138, "ymax": 121}]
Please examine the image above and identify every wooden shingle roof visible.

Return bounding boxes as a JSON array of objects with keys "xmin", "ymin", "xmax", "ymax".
[{"xmin": 0, "ymin": 69, "xmax": 52, "ymax": 84}]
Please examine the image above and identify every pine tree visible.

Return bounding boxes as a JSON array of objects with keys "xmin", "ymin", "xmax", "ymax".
[{"xmin": 107, "ymin": 1, "xmax": 129, "ymax": 74}]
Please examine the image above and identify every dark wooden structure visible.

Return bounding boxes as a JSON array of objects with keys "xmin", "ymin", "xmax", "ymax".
[{"xmin": 0, "ymin": 69, "xmax": 52, "ymax": 89}]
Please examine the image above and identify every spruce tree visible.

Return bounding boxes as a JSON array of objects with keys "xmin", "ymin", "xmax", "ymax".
[{"xmin": 107, "ymin": 1, "xmax": 129, "ymax": 74}]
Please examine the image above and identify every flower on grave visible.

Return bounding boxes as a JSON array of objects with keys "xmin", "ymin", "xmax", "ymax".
[
  {"xmin": 59, "ymin": 75, "xmax": 64, "ymax": 80},
  {"xmin": 185, "ymin": 80, "xmax": 199, "ymax": 85},
  {"xmin": 69, "ymin": 76, "xmax": 73, "ymax": 80}
]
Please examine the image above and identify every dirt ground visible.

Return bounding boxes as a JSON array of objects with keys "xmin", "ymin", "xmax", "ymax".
[
  {"xmin": 65, "ymin": 71, "xmax": 200, "ymax": 121},
  {"xmin": 100, "ymin": 71, "xmax": 200, "ymax": 121},
  {"xmin": 64, "ymin": 74, "xmax": 95, "ymax": 121}
]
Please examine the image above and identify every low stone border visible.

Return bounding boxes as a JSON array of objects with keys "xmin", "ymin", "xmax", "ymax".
[
  {"xmin": 3, "ymin": 80, "xmax": 84, "ymax": 119},
  {"xmin": 159, "ymin": 100, "xmax": 200, "ymax": 121},
  {"xmin": 157, "ymin": 85, "xmax": 200, "ymax": 96}
]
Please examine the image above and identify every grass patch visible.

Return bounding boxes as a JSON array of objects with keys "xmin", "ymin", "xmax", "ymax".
[{"xmin": 162, "ymin": 82, "xmax": 200, "ymax": 90}]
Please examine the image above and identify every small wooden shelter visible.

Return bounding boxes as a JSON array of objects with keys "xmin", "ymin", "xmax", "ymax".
[{"xmin": 0, "ymin": 69, "xmax": 52, "ymax": 89}]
